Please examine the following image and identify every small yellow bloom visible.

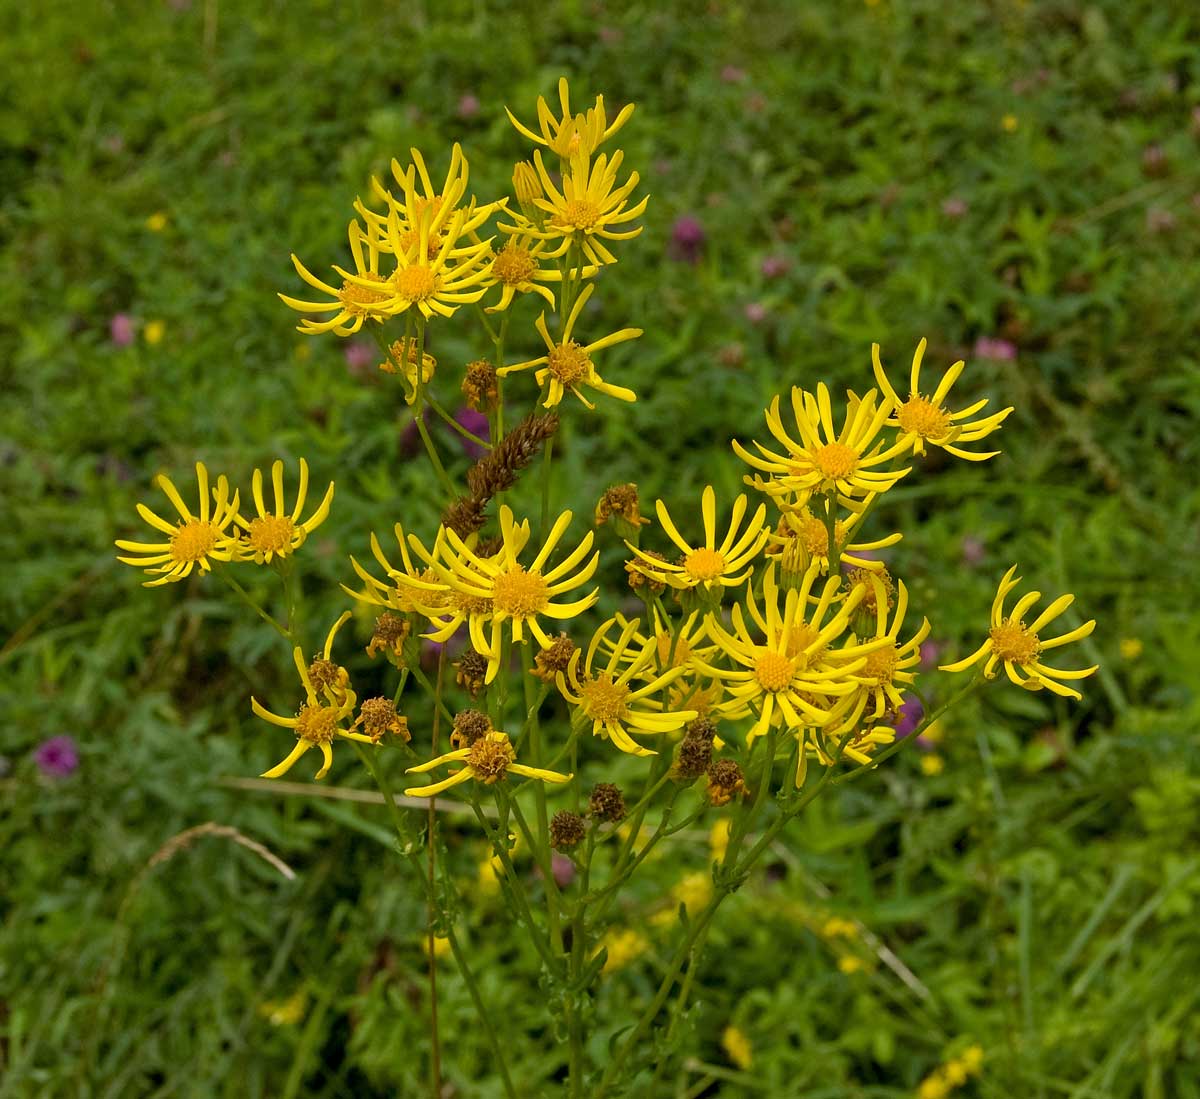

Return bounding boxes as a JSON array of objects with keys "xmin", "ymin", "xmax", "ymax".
[
  {"xmin": 115, "ymin": 462, "xmax": 240, "ymax": 586},
  {"xmin": 486, "ymin": 223, "xmax": 598, "ymax": 314},
  {"xmin": 1119, "ymin": 638, "xmax": 1143, "ymax": 661},
  {"xmin": 872, "ymin": 339, "xmax": 1012, "ymax": 459},
  {"xmin": 767, "ymin": 494, "xmax": 901, "ymax": 577},
  {"xmin": 920, "ymin": 753, "xmax": 945, "ymax": 776},
  {"xmin": 721, "ymin": 1025, "xmax": 753, "ymax": 1070},
  {"xmin": 598, "ymin": 927, "xmax": 649, "ymax": 973},
  {"xmin": 424, "ymin": 934, "xmax": 452, "ymax": 959},
  {"xmin": 143, "ymin": 319, "xmax": 165, "ymax": 345},
  {"xmin": 145, "ymin": 211, "xmax": 168, "ymax": 232},
  {"xmin": 626, "ymin": 485, "xmax": 768, "ymax": 595},
  {"xmin": 652, "ymin": 871, "xmax": 713, "ymax": 926},
  {"xmin": 403, "ymin": 730, "xmax": 570, "ymax": 797},
  {"xmin": 280, "ymin": 222, "xmax": 390, "ymax": 337},
  {"xmin": 837, "ymin": 955, "xmax": 868, "ymax": 974},
  {"xmin": 1002, "ymin": 113, "xmax": 1019, "ymax": 132},
  {"xmin": 497, "ymin": 284, "xmax": 640, "ymax": 408},
  {"xmin": 940, "ymin": 565, "xmax": 1098, "ymax": 699},
  {"xmin": 233, "ymin": 458, "xmax": 334, "ymax": 564},
  {"xmin": 258, "ymin": 988, "xmax": 307, "ymax": 1026},
  {"xmin": 505, "ymin": 77, "xmax": 635, "ymax": 161},
  {"xmin": 710, "ymin": 818, "xmax": 733, "ymax": 862},
  {"xmin": 344, "ymin": 522, "xmax": 452, "ymax": 617},
  {"xmin": 252, "ymin": 613, "xmax": 372, "ymax": 781}
]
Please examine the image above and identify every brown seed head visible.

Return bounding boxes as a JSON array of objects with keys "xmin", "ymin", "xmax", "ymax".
[
  {"xmin": 462, "ymin": 359, "xmax": 499, "ymax": 410},
  {"xmin": 451, "ymin": 709, "xmax": 492, "ymax": 750},
  {"xmin": 550, "ymin": 810, "xmax": 587, "ymax": 850},
  {"xmin": 367, "ymin": 612, "xmax": 411, "ymax": 661},
  {"xmin": 533, "ymin": 633, "xmax": 577, "ymax": 684},
  {"xmin": 588, "ymin": 782, "xmax": 626, "ymax": 822},
  {"xmin": 707, "ymin": 759, "xmax": 748, "ymax": 807},
  {"xmin": 454, "ymin": 649, "xmax": 489, "ymax": 698},
  {"xmin": 354, "ymin": 697, "xmax": 410, "ymax": 743}
]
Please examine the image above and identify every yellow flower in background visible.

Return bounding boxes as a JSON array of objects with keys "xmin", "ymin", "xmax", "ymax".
[
  {"xmin": 234, "ymin": 458, "xmax": 334, "ymax": 564},
  {"xmin": 115, "ymin": 461, "xmax": 239, "ymax": 586},
  {"xmin": 403, "ymin": 730, "xmax": 570, "ymax": 797},
  {"xmin": 143, "ymin": 319, "xmax": 165, "ymax": 345},
  {"xmin": 766, "ymin": 494, "xmax": 901, "ymax": 577},
  {"xmin": 721, "ymin": 1025, "xmax": 753, "ymax": 1070},
  {"xmin": 920, "ymin": 753, "xmax": 945, "ymax": 776},
  {"xmin": 259, "ymin": 988, "xmax": 307, "ymax": 1026},
  {"xmin": 497, "ymin": 283, "xmax": 641, "ymax": 408},
  {"xmin": 940, "ymin": 565, "xmax": 1098, "ymax": 698},
  {"xmin": 281, "ymin": 221, "xmax": 390, "ymax": 336},
  {"xmin": 1119, "ymin": 638, "xmax": 1143, "ymax": 660},
  {"xmin": 597, "ymin": 927, "xmax": 649, "ymax": 973},
  {"xmin": 145, "ymin": 211, "xmax": 168, "ymax": 232},
  {"xmin": 252, "ymin": 613, "xmax": 372, "ymax": 780},
  {"xmin": 506, "ymin": 76, "xmax": 635, "ymax": 161},
  {"xmin": 872, "ymin": 339, "xmax": 1012, "ymax": 459},
  {"xmin": 626, "ymin": 485, "xmax": 768, "ymax": 595},
  {"xmin": 734, "ymin": 383, "xmax": 910, "ymax": 503},
  {"xmin": 559, "ymin": 616, "xmax": 698, "ymax": 756},
  {"xmin": 522, "ymin": 149, "xmax": 649, "ymax": 267},
  {"xmin": 1002, "ymin": 113, "xmax": 1019, "ymax": 132}
]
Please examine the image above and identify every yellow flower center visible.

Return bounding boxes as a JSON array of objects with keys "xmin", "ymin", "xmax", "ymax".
[
  {"xmin": 492, "ymin": 243, "xmax": 538, "ymax": 285},
  {"xmin": 467, "ymin": 734, "xmax": 516, "ymax": 783},
  {"xmin": 170, "ymin": 520, "xmax": 218, "ymax": 563},
  {"xmin": 989, "ymin": 619, "xmax": 1041, "ymax": 664},
  {"xmin": 247, "ymin": 515, "xmax": 296, "ymax": 556},
  {"xmin": 897, "ymin": 395, "xmax": 952, "ymax": 439},
  {"xmin": 785, "ymin": 621, "xmax": 825, "ymax": 666},
  {"xmin": 294, "ymin": 703, "xmax": 340, "ymax": 745},
  {"xmin": 790, "ymin": 513, "xmax": 846, "ymax": 557},
  {"xmin": 683, "ymin": 547, "xmax": 727, "ymax": 582},
  {"xmin": 396, "ymin": 227, "xmax": 442, "ymax": 261},
  {"xmin": 392, "ymin": 264, "xmax": 438, "ymax": 302},
  {"xmin": 862, "ymin": 644, "xmax": 899, "ymax": 683},
  {"xmin": 452, "ymin": 591, "xmax": 494, "ymax": 616},
  {"xmin": 491, "ymin": 565, "xmax": 549, "ymax": 617},
  {"xmin": 754, "ymin": 650, "xmax": 795, "ymax": 692},
  {"xmin": 655, "ymin": 632, "xmax": 692, "ymax": 667},
  {"xmin": 555, "ymin": 199, "xmax": 602, "ymax": 230},
  {"xmin": 579, "ymin": 674, "xmax": 631, "ymax": 722},
  {"xmin": 813, "ymin": 443, "xmax": 859, "ymax": 480},
  {"xmin": 338, "ymin": 273, "xmax": 388, "ymax": 313},
  {"xmin": 547, "ymin": 341, "xmax": 592, "ymax": 385}
]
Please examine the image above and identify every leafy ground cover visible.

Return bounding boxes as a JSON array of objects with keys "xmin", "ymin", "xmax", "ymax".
[{"xmin": 2, "ymin": 1, "xmax": 1199, "ymax": 1096}]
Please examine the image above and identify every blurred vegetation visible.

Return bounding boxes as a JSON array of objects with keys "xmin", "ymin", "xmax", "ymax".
[{"xmin": 2, "ymin": 1, "xmax": 1199, "ymax": 1096}]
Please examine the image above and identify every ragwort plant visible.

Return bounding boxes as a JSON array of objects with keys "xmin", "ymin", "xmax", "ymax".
[{"xmin": 114, "ymin": 78, "xmax": 1100, "ymax": 1097}]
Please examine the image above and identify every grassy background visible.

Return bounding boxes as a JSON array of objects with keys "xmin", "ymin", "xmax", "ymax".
[{"xmin": 3, "ymin": 1, "xmax": 1199, "ymax": 1096}]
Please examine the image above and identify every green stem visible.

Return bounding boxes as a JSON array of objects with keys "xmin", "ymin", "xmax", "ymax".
[
  {"xmin": 426, "ymin": 393, "xmax": 493, "ymax": 450},
  {"xmin": 214, "ymin": 568, "xmax": 292, "ymax": 641}
]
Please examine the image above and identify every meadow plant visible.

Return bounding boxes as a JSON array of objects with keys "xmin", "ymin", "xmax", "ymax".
[{"xmin": 114, "ymin": 78, "xmax": 1100, "ymax": 1096}]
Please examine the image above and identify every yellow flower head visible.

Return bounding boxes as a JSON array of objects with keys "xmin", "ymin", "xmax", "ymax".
[
  {"xmin": 403, "ymin": 729, "xmax": 570, "ymax": 797},
  {"xmin": 485, "ymin": 222, "xmax": 597, "ymax": 314},
  {"xmin": 234, "ymin": 459, "xmax": 334, "ymax": 565},
  {"xmin": 699, "ymin": 563, "xmax": 880, "ymax": 742},
  {"xmin": 516, "ymin": 148, "xmax": 649, "ymax": 267},
  {"xmin": 252, "ymin": 613, "xmax": 372, "ymax": 781},
  {"xmin": 558, "ymin": 616, "xmax": 698, "ymax": 756},
  {"xmin": 603, "ymin": 607, "xmax": 717, "ymax": 678},
  {"xmin": 115, "ymin": 461, "xmax": 239, "ymax": 586},
  {"xmin": 597, "ymin": 926, "xmax": 649, "ymax": 973},
  {"xmin": 721, "ymin": 1025, "xmax": 753, "ymax": 1070},
  {"xmin": 343, "ymin": 522, "xmax": 452, "ymax": 617},
  {"xmin": 416, "ymin": 506, "xmax": 599, "ymax": 683},
  {"xmin": 505, "ymin": 77, "xmax": 635, "ymax": 161},
  {"xmin": 280, "ymin": 221, "xmax": 390, "ymax": 336},
  {"xmin": 767, "ymin": 493, "xmax": 901, "ymax": 578},
  {"xmin": 626, "ymin": 485, "xmax": 769, "ymax": 595},
  {"xmin": 734, "ymin": 383, "xmax": 911, "ymax": 504},
  {"xmin": 497, "ymin": 283, "xmax": 640, "ymax": 408},
  {"xmin": 940, "ymin": 565, "xmax": 1098, "ymax": 699},
  {"xmin": 378, "ymin": 338, "xmax": 437, "ymax": 402},
  {"xmin": 872, "ymin": 339, "xmax": 1012, "ymax": 459}
]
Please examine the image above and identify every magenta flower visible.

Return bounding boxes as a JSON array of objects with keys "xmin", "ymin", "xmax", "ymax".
[
  {"xmin": 457, "ymin": 93, "xmax": 480, "ymax": 119},
  {"xmin": 343, "ymin": 341, "xmax": 374, "ymax": 372},
  {"xmin": 34, "ymin": 736, "xmax": 79, "ymax": 778},
  {"xmin": 973, "ymin": 337, "xmax": 1016, "ymax": 361},
  {"xmin": 961, "ymin": 536, "xmax": 986, "ymax": 566},
  {"xmin": 552, "ymin": 853, "xmax": 576, "ymax": 887},
  {"xmin": 454, "ymin": 407, "xmax": 490, "ymax": 459},
  {"xmin": 760, "ymin": 255, "xmax": 789, "ymax": 279},
  {"xmin": 892, "ymin": 697, "xmax": 924, "ymax": 738},
  {"xmin": 941, "ymin": 197, "xmax": 968, "ymax": 219},
  {"xmin": 669, "ymin": 215, "xmax": 706, "ymax": 264},
  {"xmin": 110, "ymin": 313, "xmax": 135, "ymax": 346},
  {"xmin": 743, "ymin": 302, "xmax": 768, "ymax": 325},
  {"xmin": 720, "ymin": 65, "xmax": 746, "ymax": 83},
  {"xmin": 919, "ymin": 640, "xmax": 942, "ymax": 671}
]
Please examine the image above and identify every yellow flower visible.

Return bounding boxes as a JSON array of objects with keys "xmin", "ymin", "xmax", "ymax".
[
  {"xmin": 699, "ymin": 564, "xmax": 881, "ymax": 743},
  {"xmin": 280, "ymin": 221, "xmax": 391, "ymax": 336},
  {"xmin": 377, "ymin": 338, "xmax": 437, "ymax": 402},
  {"xmin": 558, "ymin": 616, "xmax": 698, "ymax": 756},
  {"xmin": 721, "ymin": 1025, "xmax": 753, "ymax": 1070},
  {"xmin": 597, "ymin": 927, "xmax": 649, "ymax": 973},
  {"xmin": 344, "ymin": 522, "xmax": 453, "ymax": 618},
  {"xmin": 145, "ymin": 211, "xmax": 168, "ymax": 232},
  {"xmin": 485, "ymin": 223, "xmax": 598, "ymax": 313},
  {"xmin": 115, "ymin": 461, "xmax": 239, "ymax": 586},
  {"xmin": 252, "ymin": 613, "xmax": 373, "ymax": 780},
  {"xmin": 417, "ymin": 506, "xmax": 599, "ymax": 682},
  {"xmin": 143, "ymin": 319, "xmax": 165, "ymax": 345},
  {"xmin": 497, "ymin": 283, "xmax": 641, "ymax": 408},
  {"xmin": 1002, "ymin": 113, "xmax": 1019, "ymax": 132},
  {"xmin": 710, "ymin": 818, "xmax": 733, "ymax": 862},
  {"xmin": 959, "ymin": 1045, "xmax": 984, "ymax": 1073},
  {"xmin": 767, "ymin": 494, "xmax": 901, "ymax": 577},
  {"xmin": 403, "ymin": 729, "xmax": 570, "ymax": 797},
  {"xmin": 1119, "ymin": 638, "xmax": 1143, "ymax": 661},
  {"xmin": 626, "ymin": 485, "xmax": 768, "ymax": 595},
  {"xmin": 735, "ymin": 383, "xmax": 911, "ymax": 504},
  {"xmin": 940, "ymin": 565, "xmax": 1098, "ymax": 699},
  {"xmin": 920, "ymin": 753, "xmax": 945, "ymax": 776},
  {"xmin": 520, "ymin": 149, "xmax": 649, "ymax": 267},
  {"xmin": 872, "ymin": 339, "xmax": 1012, "ymax": 459},
  {"xmin": 233, "ymin": 458, "xmax": 334, "ymax": 564},
  {"xmin": 837, "ymin": 955, "xmax": 868, "ymax": 974},
  {"xmin": 259, "ymin": 988, "xmax": 307, "ymax": 1026},
  {"xmin": 505, "ymin": 77, "xmax": 635, "ymax": 161},
  {"xmin": 603, "ymin": 607, "xmax": 717, "ymax": 677}
]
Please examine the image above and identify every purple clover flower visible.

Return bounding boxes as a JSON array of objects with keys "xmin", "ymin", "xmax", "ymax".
[{"xmin": 34, "ymin": 736, "xmax": 79, "ymax": 778}]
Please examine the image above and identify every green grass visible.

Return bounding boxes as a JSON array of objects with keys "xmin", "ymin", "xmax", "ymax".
[{"xmin": 3, "ymin": 1, "xmax": 1200, "ymax": 1096}]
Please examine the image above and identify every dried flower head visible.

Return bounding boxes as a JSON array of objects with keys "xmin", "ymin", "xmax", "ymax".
[
  {"xmin": 451, "ymin": 709, "xmax": 492, "ymax": 750},
  {"xmin": 589, "ymin": 782, "xmax": 626, "ymax": 822},
  {"xmin": 707, "ymin": 759, "xmax": 748, "ymax": 807},
  {"xmin": 454, "ymin": 649, "xmax": 489, "ymax": 697},
  {"xmin": 626, "ymin": 550, "xmax": 668, "ymax": 595},
  {"xmin": 353, "ymin": 697, "xmax": 410, "ymax": 743},
  {"xmin": 533, "ymin": 633, "xmax": 578, "ymax": 684},
  {"xmin": 462, "ymin": 359, "xmax": 499, "ymax": 410},
  {"xmin": 595, "ymin": 483, "xmax": 648, "ymax": 530},
  {"xmin": 550, "ymin": 810, "xmax": 587, "ymax": 849},
  {"xmin": 367, "ymin": 612, "xmax": 411, "ymax": 661},
  {"xmin": 673, "ymin": 727, "xmax": 714, "ymax": 780}
]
